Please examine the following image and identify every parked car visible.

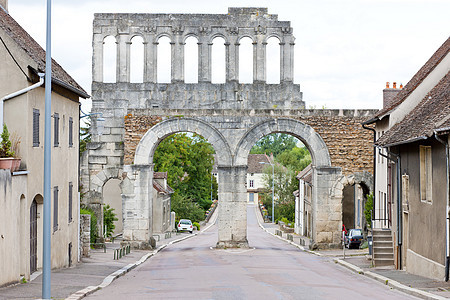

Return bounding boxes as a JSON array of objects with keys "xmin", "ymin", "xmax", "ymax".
[
  {"xmin": 345, "ymin": 229, "xmax": 363, "ymax": 249},
  {"xmin": 177, "ymin": 219, "xmax": 193, "ymax": 233}
]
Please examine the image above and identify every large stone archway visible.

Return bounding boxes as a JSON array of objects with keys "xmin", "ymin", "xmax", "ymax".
[{"xmin": 82, "ymin": 8, "xmax": 376, "ymax": 249}]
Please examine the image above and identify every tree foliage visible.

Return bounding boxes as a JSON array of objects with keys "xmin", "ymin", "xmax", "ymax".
[
  {"xmin": 276, "ymin": 146, "xmax": 311, "ymax": 173},
  {"xmin": 250, "ymin": 133, "xmax": 297, "ymax": 157},
  {"xmin": 80, "ymin": 119, "xmax": 91, "ymax": 156},
  {"xmin": 364, "ymin": 192, "xmax": 374, "ymax": 229},
  {"xmin": 103, "ymin": 204, "xmax": 118, "ymax": 238},
  {"xmin": 170, "ymin": 192, "xmax": 205, "ymax": 223},
  {"xmin": 154, "ymin": 133, "xmax": 217, "ymax": 210}
]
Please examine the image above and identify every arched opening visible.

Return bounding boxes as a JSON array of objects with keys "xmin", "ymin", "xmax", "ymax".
[
  {"xmin": 157, "ymin": 36, "xmax": 171, "ymax": 83},
  {"xmin": 211, "ymin": 37, "xmax": 226, "ymax": 84},
  {"xmin": 249, "ymin": 133, "xmax": 311, "ymax": 228},
  {"xmin": 103, "ymin": 35, "xmax": 117, "ymax": 83},
  {"xmin": 184, "ymin": 36, "xmax": 199, "ymax": 83},
  {"xmin": 103, "ymin": 178, "xmax": 123, "ymax": 236},
  {"xmin": 266, "ymin": 37, "xmax": 281, "ymax": 84},
  {"xmin": 153, "ymin": 132, "xmax": 218, "ymax": 234},
  {"xmin": 238, "ymin": 37, "xmax": 253, "ymax": 83},
  {"xmin": 341, "ymin": 179, "xmax": 371, "ymax": 235},
  {"xmin": 130, "ymin": 35, "xmax": 144, "ymax": 83}
]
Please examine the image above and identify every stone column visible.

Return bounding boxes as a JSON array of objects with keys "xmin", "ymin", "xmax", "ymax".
[
  {"xmin": 171, "ymin": 31, "xmax": 184, "ymax": 83},
  {"xmin": 122, "ymin": 164, "xmax": 154, "ymax": 249},
  {"xmin": 92, "ymin": 33, "xmax": 103, "ymax": 82},
  {"xmin": 198, "ymin": 35, "xmax": 210, "ymax": 83},
  {"xmin": 117, "ymin": 34, "xmax": 129, "ymax": 82},
  {"xmin": 226, "ymin": 35, "xmax": 238, "ymax": 82},
  {"xmin": 144, "ymin": 33, "xmax": 156, "ymax": 83},
  {"xmin": 216, "ymin": 165, "xmax": 249, "ymax": 248},
  {"xmin": 152, "ymin": 41, "xmax": 159, "ymax": 83},
  {"xmin": 255, "ymin": 36, "xmax": 266, "ymax": 82},
  {"xmin": 80, "ymin": 214, "xmax": 91, "ymax": 257},
  {"xmin": 312, "ymin": 166, "xmax": 341, "ymax": 249},
  {"xmin": 281, "ymin": 35, "xmax": 294, "ymax": 82}
]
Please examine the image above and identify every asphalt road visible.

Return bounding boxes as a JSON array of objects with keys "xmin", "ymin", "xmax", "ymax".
[{"xmin": 86, "ymin": 205, "xmax": 418, "ymax": 300}]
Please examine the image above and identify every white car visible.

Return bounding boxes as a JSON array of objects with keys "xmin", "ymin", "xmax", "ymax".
[{"xmin": 177, "ymin": 219, "xmax": 193, "ymax": 233}]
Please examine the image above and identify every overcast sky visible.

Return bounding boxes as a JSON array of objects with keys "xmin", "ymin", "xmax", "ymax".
[{"xmin": 7, "ymin": 0, "xmax": 450, "ymax": 112}]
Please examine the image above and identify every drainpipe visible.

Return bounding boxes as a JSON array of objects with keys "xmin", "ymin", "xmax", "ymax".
[
  {"xmin": 362, "ymin": 123, "xmax": 377, "ymax": 226},
  {"xmin": 0, "ymin": 73, "xmax": 45, "ymax": 135},
  {"xmin": 378, "ymin": 147, "xmax": 402, "ymax": 269},
  {"xmin": 435, "ymin": 131, "xmax": 449, "ymax": 281}
]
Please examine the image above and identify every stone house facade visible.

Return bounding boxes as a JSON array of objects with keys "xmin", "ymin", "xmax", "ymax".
[
  {"xmin": 0, "ymin": 2, "xmax": 88, "ymax": 286},
  {"xmin": 246, "ymin": 154, "xmax": 271, "ymax": 204}
]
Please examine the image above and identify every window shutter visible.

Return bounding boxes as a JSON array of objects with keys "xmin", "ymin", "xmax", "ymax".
[
  {"xmin": 68, "ymin": 182, "xmax": 73, "ymax": 223},
  {"xmin": 54, "ymin": 113, "xmax": 59, "ymax": 147},
  {"xmin": 53, "ymin": 186, "xmax": 59, "ymax": 232},
  {"xmin": 33, "ymin": 109, "xmax": 40, "ymax": 147},
  {"xmin": 69, "ymin": 117, "xmax": 73, "ymax": 147}
]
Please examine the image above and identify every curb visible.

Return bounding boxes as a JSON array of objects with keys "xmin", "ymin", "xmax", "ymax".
[
  {"xmin": 66, "ymin": 214, "xmax": 217, "ymax": 300},
  {"xmin": 334, "ymin": 259, "xmax": 448, "ymax": 300}
]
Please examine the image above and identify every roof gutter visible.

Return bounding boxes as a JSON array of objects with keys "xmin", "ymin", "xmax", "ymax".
[
  {"xmin": 1, "ymin": 73, "xmax": 45, "ymax": 137},
  {"xmin": 380, "ymin": 136, "xmax": 428, "ymax": 148}
]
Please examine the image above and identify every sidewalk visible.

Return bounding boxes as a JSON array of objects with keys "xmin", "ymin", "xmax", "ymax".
[
  {"xmin": 254, "ymin": 205, "xmax": 450, "ymax": 300},
  {"xmin": 0, "ymin": 213, "xmax": 217, "ymax": 300}
]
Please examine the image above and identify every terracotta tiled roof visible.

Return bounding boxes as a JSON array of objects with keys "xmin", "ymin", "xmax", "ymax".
[
  {"xmin": 247, "ymin": 154, "xmax": 271, "ymax": 173},
  {"xmin": 374, "ymin": 37, "xmax": 450, "ymax": 120},
  {"xmin": 0, "ymin": 9, "xmax": 88, "ymax": 98},
  {"xmin": 296, "ymin": 163, "xmax": 312, "ymax": 183},
  {"xmin": 154, "ymin": 172, "xmax": 167, "ymax": 179},
  {"xmin": 376, "ymin": 71, "xmax": 450, "ymax": 147},
  {"xmin": 153, "ymin": 179, "xmax": 173, "ymax": 194}
]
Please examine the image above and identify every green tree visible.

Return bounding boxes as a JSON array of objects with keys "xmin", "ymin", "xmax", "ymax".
[
  {"xmin": 171, "ymin": 192, "xmax": 205, "ymax": 223},
  {"xmin": 250, "ymin": 133, "xmax": 297, "ymax": 158},
  {"xmin": 276, "ymin": 146, "xmax": 311, "ymax": 172},
  {"xmin": 80, "ymin": 119, "xmax": 91, "ymax": 156},
  {"xmin": 154, "ymin": 133, "xmax": 217, "ymax": 210},
  {"xmin": 80, "ymin": 207, "xmax": 98, "ymax": 244},
  {"xmin": 0, "ymin": 124, "xmax": 14, "ymax": 157},
  {"xmin": 103, "ymin": 204, "xmax": 118, "ymax": 238},
  {"xmin": 364, "ymin": 192, "xmax": 374, "ymax": 229}
]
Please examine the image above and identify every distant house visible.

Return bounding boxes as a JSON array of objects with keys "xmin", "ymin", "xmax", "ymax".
[
  {"xmin": 294, "ymin": 164, "xmax": 312, "ymax": 237},
  {"xmin": 246, "ymin": 154, "xmax": 272, "ymax": 203},
  {"xmin": 152, "ymin": 172, "xmax": 173, "ymax": 233},
  {"xmin": 0, "ymin": 1, "xmax": 89, "ymax": 286},
  {"xmin": 365, "ymin": 37, "xmax": 449, "ymax": 279}
]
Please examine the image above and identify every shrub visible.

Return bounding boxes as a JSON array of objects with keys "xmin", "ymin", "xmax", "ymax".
[
  {"xmin": 103, "ymin": 204, "xmax": 118, "ymax": 238},
  {"xmin": 193, "ymin": 222, "xmax": 200, "ymax": 231},
  {"xmin": 364, "ymin": 192, "xmax": 374, "ymax": 229},
  {"xmin": 80, "ymin": 207, "xmax": 98, "ymax": 244},
  {"xmin": 0, "ymin": 124, "xmax": 14, "ymax": 158}
]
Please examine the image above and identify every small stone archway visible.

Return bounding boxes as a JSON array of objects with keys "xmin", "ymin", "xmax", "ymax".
[
  {"xmin": 330, "ymin": 171, "xmax": 373, "ymax": 232},
  {"xmin": 234, "ymin": 118, "xmax": 342, "ymax": 247}
]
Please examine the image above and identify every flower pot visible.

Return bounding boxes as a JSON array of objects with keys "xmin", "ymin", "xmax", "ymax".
[{"xmin": 0, "ymin": 157, "xmax": 21, "ymax": 172}]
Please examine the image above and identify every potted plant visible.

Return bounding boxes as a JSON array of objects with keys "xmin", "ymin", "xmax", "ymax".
[{"xmin": 0, "ymin": 124, "xmax": 21, "ymax": 172}]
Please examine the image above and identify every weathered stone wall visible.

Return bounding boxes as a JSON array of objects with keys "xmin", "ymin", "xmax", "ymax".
[
  {"xmin": 80, "ymin": 214, "xmax": 91, "ymax": 257},
  {"xmin": 123, "ymin": 111, "xmax": 374, "ymax": 175}
]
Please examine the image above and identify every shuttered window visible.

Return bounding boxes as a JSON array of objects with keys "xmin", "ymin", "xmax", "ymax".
[
  {"xmin": 420, "ymin": 146, "xmax": 432, "ymax": 203},
  {"xmin": 54, "ymin": 112, "xmax": 59, "ymax": 147},
  {"xmin": 69, "ymin": 117, "xmax": 73, "ymax": 147},
  {"xmin": 33, "ymin": 109, "xmax": 40, "ymax": 147},
  {"xmin": 53, "ymin": 186, "xmax": 59, "ymax": 232},
  {"xmin": 68, "ymin": 182, "xmax": 73, "ymax": 223}
]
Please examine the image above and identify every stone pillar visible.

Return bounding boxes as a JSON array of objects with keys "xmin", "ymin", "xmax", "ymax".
[
  {"xmin": 143, "ymin": 33, "xmax": 156, "ymax": 83},
  {"xmin": 216, "ymin": 165, "xmax": 249, "ymax": 248},
  {"xmin": 122, "ymin": 164, "xmax": 154, "ymax": 249},
  {"xmin": 226, "ymin": 36, "xmax": 238, "ymax": 82},
  {"xmin": 312, "ymin": 166, "xmax": 342, "ymax": 249},
  {"xmin": 281, "ymin": 35, "xmax": 294, "ymax": 82},
  {"xmin": 80, "ymin": 214, "xmax": 91, "ymax": 257},
  {"xmin": 152, "ymin": 41, "xmax": 159, "ymax": 83},
  {"xmin": 255, "ymin": 36, "xmax": 266, "ymax": 82},
  {"xmin": 171, "ymin": 30, "xmax": 184, "ymax": 82},
  {"xmin": 92, "ymin": 33, "xmax": 103, "ymax": 82},
  {"xmin": 117, "ymin": 34, "xmax": 129, "ymax": 82},
  {"xmin": 198, "ymin": 35, "xmax": 210, "ymax": 82}
]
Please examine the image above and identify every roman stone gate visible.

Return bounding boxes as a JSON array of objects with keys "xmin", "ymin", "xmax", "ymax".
[{"xmin": 81, "ymin": 7, "xmax": 376, "ymax": 249}]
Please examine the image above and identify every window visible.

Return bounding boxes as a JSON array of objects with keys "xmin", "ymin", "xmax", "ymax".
[
  {"xmin": 53, "ymin": 186, "xmax": 59, "ymax": 232},
  {"xmin": 249, "ymin": 180, "xmax": 254, "ymax": 188},
  {"xmin": 33, "ymin": 109, "xmax": 40, "ymax": 147},
  {"xmin": 402, "ymin": 174, "xmax": 409, "ymax": 211},
  {"xmin": 54, "ymin": 112, "xmax": 59, "ymax": 147},
  {"xmin": 68, "ymin": 182, "xmax": 73, "ymax": 223},
  {"xmin": 69, "ymin": 117, "xmax": 73, "ymax": 147},
  {"xmin": 420, "ymin": 145, "xmax": 432, "ymax": 203}
]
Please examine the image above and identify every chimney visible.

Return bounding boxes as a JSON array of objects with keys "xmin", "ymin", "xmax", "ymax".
[
  {"xmin": 383, "ymin": 81, "xmax": 401, "ymax": 108},
  {"xmin": 0, "ymin": 0, "xmax": 7, "ymax": 13}
]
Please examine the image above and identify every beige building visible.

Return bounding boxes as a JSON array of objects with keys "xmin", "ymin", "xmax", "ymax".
[
  {"xmin": 246, "ymin": 154, "xmax": 271, "ymax": 204},
  {"xmin": 0, "ymin": 2, "xmax": 88, "ymax": 287},
  {"xmin": 152, "ymin": 172, "xmax": 173, "ymax": 233}
]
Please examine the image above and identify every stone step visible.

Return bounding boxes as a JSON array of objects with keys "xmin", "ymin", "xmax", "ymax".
[
  {"xmin": 372, "ymin": 230, "xmax": 392, "ymax": 236},
  {"xmin": 374, "ymin": 252, "xmax": 394, "ymax": 259},
  {"xmin": 374, "ymin": 258, "xmax": 394, "ymax": 267},
  {"xmin": 373, "ymin": 236, "xmax": 392, "ymax": 242}
]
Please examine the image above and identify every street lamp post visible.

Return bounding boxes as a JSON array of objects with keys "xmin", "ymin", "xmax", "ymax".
[{"xmin": 260, "ymin": 161, "xmax": 275, "ymax": 223}]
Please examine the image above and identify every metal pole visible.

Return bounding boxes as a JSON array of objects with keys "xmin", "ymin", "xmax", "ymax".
[
  {"xmin": 272, "ymin": 163, "xmax": 274, "ymax": 223},
  {"xmin": 42, "ymin": 0, "xmax": 52, "ymax": 298}
]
